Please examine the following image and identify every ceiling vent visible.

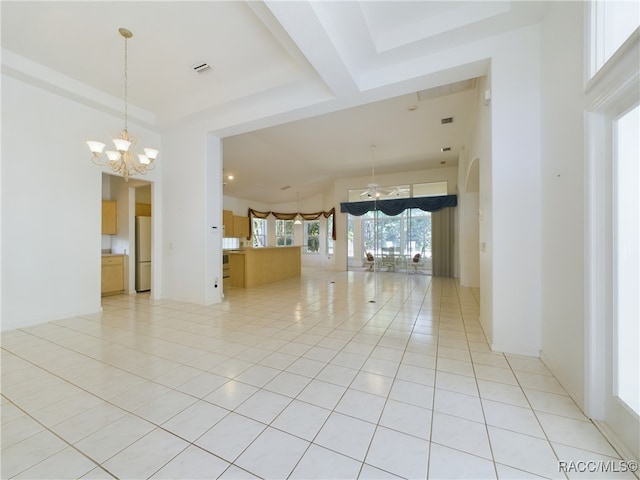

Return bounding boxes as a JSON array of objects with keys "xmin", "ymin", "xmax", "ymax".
[
  {"xmin": 441, "ymin": 147, "xmax": 452, "ymax": 152},
  {"xmin": 417, "ymin": 78, "xmax": 476, "ymax": 101},
  {"xmin": 441, "ymin": 117, "xmax": 454, "ymax": 125},
  {"xmin": 192, "ymin": 62, "xmax": 212, "ymax": 74}
]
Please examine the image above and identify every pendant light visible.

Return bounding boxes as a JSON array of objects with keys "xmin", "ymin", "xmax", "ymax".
[{"xmin": 294, "ymin": 192, "xmax": 302, "ymax": 225}]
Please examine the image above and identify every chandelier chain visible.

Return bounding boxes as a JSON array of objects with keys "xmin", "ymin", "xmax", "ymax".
[{"xmin": 123, "ymin": 34, "xmax": 128, "ymax": 133}]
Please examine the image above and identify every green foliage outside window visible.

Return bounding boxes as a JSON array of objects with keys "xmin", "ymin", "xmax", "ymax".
[{"xmin": 304, "ymin": 220, "xmax": 320, "ymax": 253}]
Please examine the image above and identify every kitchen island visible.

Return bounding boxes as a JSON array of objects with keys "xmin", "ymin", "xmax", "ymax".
[{"xmin": 228, "ymin": 246, "xmax": 301, "ymax": 288}]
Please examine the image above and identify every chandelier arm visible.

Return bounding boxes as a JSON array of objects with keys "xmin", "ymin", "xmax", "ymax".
[{"xmin": 91, "ymin": 156, "xmax": 108, "ymax": 167}]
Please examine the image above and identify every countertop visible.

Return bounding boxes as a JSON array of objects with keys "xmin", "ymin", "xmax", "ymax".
[{"xmin": 227, "ymin": 246, "xmax": 300, "ymax": 252}]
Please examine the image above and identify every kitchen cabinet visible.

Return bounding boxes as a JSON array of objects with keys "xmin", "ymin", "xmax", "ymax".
[
  {"xmin": 229, "ymin": 252, "xmax": 245, "ymax": 288},
  {"xmin": 233, "ymin": 215, "xmax": 250, "ymax": 238},
  {"xmin": 223, "ymin": 210, "xmax": 249, "ymax": 238},
  {"xmin": 135, "ymin": 202, "xmax": 152, "ymax": 216},
  {"xmin": 102, "ymin": 200, "xmax": 117, "ymax": 235},
  {"xmin": 223, "ymin": 210, "xmax": 234, "ymax": 237},
  {"xmin": 101, "ymin": 255, "xmax": 124, "ymax": 295},
  {"xmin": 229, "ymin": 247, "xmax": 300, "ymax": 288}
]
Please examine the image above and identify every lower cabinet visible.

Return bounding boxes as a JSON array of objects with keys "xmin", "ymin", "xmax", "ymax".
[{"xmin": 101, "ymin": 255, "xmax": 125, "ymax": 295}]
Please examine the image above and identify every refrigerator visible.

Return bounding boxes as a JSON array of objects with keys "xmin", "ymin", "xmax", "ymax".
[{"xmin": 135, "ymin": 216, "xmax": 152, "ymax": 292}]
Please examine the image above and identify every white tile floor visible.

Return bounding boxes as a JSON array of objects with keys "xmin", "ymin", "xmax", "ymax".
[{"xmin": 1, "ymin": 269, "xmax": 635, "ymax": 479}]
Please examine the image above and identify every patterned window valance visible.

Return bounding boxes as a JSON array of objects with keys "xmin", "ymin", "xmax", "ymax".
[
  {"xmin": 339, "ymin": 195, "xmax": 457, "ymax": 217},
  {"xmin": 248, "ymin": 207, "xmax": 336, "ymax": 240}
]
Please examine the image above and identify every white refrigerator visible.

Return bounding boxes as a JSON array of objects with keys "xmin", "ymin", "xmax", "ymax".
[{"xmin": 135, "ymin": 216, "xmax": 152, "ymax": 292}]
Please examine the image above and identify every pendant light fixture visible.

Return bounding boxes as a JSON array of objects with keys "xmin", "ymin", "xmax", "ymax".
[
  {"xmin": 361, "ymin": 145, "xmax": 390, "ymax": 198},
  {"xmin": 294, "ymin": 192, "xmax": 302, "ymax": 225},
  {"xmin": 368, "ymin": 145, "xmax": 380, "ymax": 303},
  {"xmin": 86, "ymin": 28, "xmax": 159, "ymax": 182}
]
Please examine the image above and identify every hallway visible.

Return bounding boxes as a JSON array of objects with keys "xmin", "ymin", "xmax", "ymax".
[{"xmin": 1, "ymin": 270, "xmax": 632, "ymax": 479}]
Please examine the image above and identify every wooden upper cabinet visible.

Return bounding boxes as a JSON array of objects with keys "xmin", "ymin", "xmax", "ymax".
[
  {"xmin": 223, "ymin": 210, "xmax": 234, "ymax": 237},
  {"xmin": 135, "ymin": 202, "xmax": 152, "ymax": 216},
  {"xmin": 102, "ymin": 200, "xmax": 117, "ymax": 235},
  {"xmin": 222, "ymin": 209, "xmax": 249, "ymax": 238},
  {"xmin": 233, "ymin": 215, "xmax": 250, "ymax": 238}
]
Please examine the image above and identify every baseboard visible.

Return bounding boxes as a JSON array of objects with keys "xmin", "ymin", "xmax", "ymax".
[
  {"xmin": 539, "ymin": 351, "xmax": 585, "ymax": 411},
  {"xmin": 593, "ymin": 420, "xmax": 640, "ymax": 472},
  {"xmin": 491, "ymin": 343, "xmax": 541, "ymax": 358},
  {"xmin": 1, "ymin": 305, "xmax": 104, "ymax": 332}
]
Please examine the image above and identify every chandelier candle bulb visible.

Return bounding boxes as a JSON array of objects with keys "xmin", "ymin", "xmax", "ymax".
[
  {"xmin": 144, "ymin": 148, "xmax": 159, "ymax": 160},
  {"xmin": 106, "ymin": 151, "xmax": 121, "ymax": 162},
  {"xmin": 87, "ymin": 141, "xmax": 105, "ymax": 154},
  {"xmin": 113, "ymin": 138, "xmax": 132, "ymax": 152}
]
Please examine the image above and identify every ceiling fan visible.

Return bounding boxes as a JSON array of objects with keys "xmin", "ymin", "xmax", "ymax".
[
  {"xmin": 360, "ymin": 182, "xmax": 391, "ymax": 198},
  {"xmin": 360, "ymin": 145, "xmax": 391, "ymax": 198},
  {"xmin": 387, "ymin": 185, "xmax": 410, "ymax": 197}
]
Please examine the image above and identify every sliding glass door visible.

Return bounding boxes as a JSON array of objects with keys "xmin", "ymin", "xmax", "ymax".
[{"xmin": 347, "ymin": 209, "xmax": 431, "ymax": 272}]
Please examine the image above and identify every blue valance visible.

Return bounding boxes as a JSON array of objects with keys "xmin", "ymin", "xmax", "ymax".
[{"xmin": 340, "ymin": 194, "xmax": 457, "ymax": 217}]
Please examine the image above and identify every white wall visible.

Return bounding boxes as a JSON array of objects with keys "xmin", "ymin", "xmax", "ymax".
[
  {"xmin": 539, "ymin": 1, "xmax": 585, "ymax": 407},
  {"xmin": 223, "ymin": 195, "xmax": 270, "ymax": 218},
  {"xmin": 461, "ymin": 75, "xmax": 491, "ymax": 313},
  {"xmin": 0, "ymin": 74, "xmax": 160, "ymax": 330},
  {"xmin": 488, "ymin": 25, "xmax": 542, "ymax": 356},
  {"xmin": 161, "ymin": 126, "xmax": 223, "ymax": 305},
  {"xmin": 458, "ymin": 76, "xmax": 488, "ymax": 289}
]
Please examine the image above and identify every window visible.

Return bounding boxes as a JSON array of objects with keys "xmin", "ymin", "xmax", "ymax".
[
  {"xmin": 304, "ymin": 220, "xmax": 320, "ymax": 254},
  {"xmin": 615, "ymin": 104, "xmax": 639, "ymax": 414},
  {"xmin": 590, "ymin": 1, "xmax": 639, "ymax": 76},
  {"xmin": 360, "ymin": 209, "xmax": 431, "ymax": 260},
  {"xmin": 347, "ymin": 208, "xmax": 432, "ymax": 271},
  {"xmin": 327, "ymin": 215, "xmax": 334, "ymax": 255},
  {"xmin": 252, "ymin": 218, "xmax": 266, "ymax": 247},
  {"xmin": 348, "ymin": 181, "xmax": 447, "ymax": 201},
  {"xmin": 276, "ymin": 219, "xmax": 294, "ymax": 246},
  {"xmin": 413, "ymin": 181, "xmax": 448, "ymax": 197}
]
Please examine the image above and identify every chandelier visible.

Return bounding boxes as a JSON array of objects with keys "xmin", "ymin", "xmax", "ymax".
[{"xmin": 86, "ymin": 28, "xmax": 159, "ymax": 182}]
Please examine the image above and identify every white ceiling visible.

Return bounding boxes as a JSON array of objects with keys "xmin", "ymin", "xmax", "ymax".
[{"xmin": 1, "ymin": 1, "xmax": 547, "ymax": 204}]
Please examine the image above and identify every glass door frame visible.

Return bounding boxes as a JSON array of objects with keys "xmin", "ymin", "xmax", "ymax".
[{"xmin": 585, "ymin": 27, "xmax": 639, "ymax": 461}]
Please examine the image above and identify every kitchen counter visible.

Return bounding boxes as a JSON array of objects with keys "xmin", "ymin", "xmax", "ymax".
[{"xmin": 229, "ymin": 246, "xmax": 301, "ymax": 288}]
